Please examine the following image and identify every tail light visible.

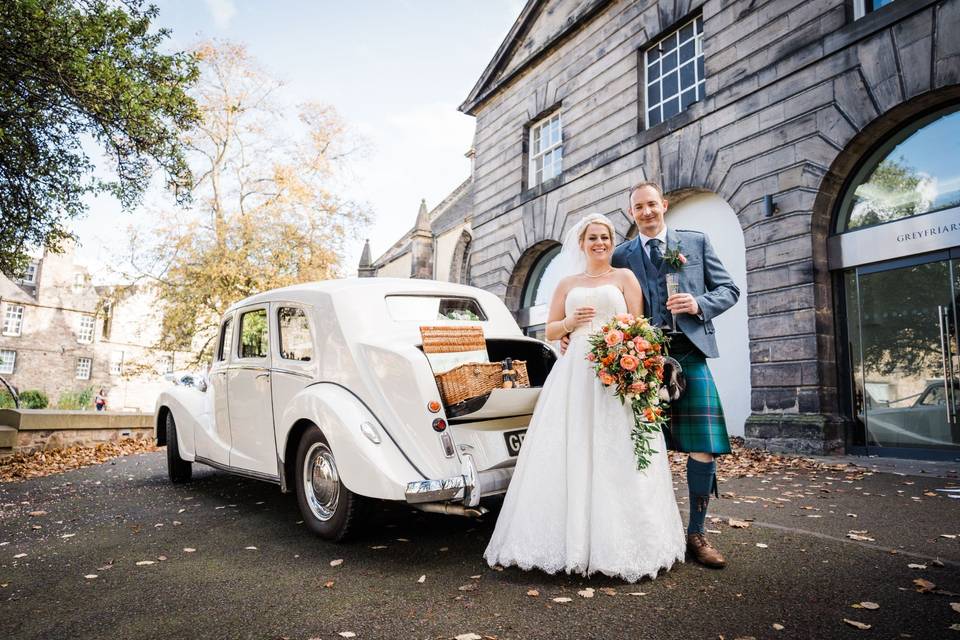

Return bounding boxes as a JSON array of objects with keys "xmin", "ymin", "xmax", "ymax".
[{"xmin": 432, "ymin": 418, "xmax": 447, "ymax": 432}]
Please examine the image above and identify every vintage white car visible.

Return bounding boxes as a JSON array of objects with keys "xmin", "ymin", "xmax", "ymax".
[{"xmin": 155, "ymin": 278, "xmax": 556, "ymax": 540}]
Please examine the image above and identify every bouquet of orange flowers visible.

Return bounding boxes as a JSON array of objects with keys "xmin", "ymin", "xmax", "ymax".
[{"xmin": 586, "ymin": 313, "xmax": 669, "ymax": 471}]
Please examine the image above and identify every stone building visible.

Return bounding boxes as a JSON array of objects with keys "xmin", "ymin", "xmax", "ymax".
[
  {"xmin": 0, "ymin": 244, "xmax": 189, "ymax": 411},
  {"xmin": 371, "ymin": 0, "xmax": 960, "ymax": 460}
]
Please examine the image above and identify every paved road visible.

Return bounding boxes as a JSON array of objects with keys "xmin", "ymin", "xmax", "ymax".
[{"xmin": 1, "ymin": 452, "xmax": 958, "ymax": 640}]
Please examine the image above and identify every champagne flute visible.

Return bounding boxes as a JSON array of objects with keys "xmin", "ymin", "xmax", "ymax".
[{"xmin": 665, "ymin": 273, "xmax": 681, "ymax": 333}]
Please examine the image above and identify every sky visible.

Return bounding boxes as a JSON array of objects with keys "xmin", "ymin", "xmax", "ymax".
[{"xmin": 74, "ymin": 0, "xmax": 524, "ymax": 280}]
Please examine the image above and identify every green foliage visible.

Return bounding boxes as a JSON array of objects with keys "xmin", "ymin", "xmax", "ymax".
[
  {"xmin": 56, "ymin": 387, "xmax": 94, "ymax": 410},
  {"xmin": 18, "ymin": 389, "xmax": 48, "ymax": 409},
  {"xmin": 0, "ymin": 391, "xmax": 14, "ymax": 409},
  {"xmin": 0, "ymin": 0, "xmax": 200, "ymax": 275}
]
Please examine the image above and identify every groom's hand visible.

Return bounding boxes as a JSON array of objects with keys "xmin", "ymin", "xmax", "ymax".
[{"xmin": 666, "ymin": 293, "xmax": 699, "ymax": 316}]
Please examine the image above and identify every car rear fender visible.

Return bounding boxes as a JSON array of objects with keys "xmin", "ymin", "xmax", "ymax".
[
  {"xmin": 154, "ymin": 387, "xmax": 208, "ymax": 460},
  {"xmin": 278, "ymin": 383, "xmax": 431, "ymax": 501}
]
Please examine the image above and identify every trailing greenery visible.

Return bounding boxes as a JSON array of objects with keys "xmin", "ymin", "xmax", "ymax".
[
  {"xmin": 18, "ymin": 389, "xmax": 49, "ymax": 409},
  {"xmin": 0, "ymin": 0, "xmax": 200, "ymax": 275},
  {"xmin": 0, "ymin": 391, "xmax": 14, "ymax": 409},
  {"xmin": 56, "ymin": 387, "xmax": 94, "ymax": 410}
]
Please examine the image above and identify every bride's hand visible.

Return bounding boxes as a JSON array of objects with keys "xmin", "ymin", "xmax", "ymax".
[{"xmin": 567, "ymin": 306, "xmax": 596, "ymax": 328}]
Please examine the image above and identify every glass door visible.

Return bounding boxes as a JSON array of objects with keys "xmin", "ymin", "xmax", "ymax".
[{"xmin": 844, "ymin": 253, "xmax": 960, "ymax": 456}]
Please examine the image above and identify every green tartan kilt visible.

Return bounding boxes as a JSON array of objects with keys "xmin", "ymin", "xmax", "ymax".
[{"xmin": 664, "ymin": 348, "xmax": 732, "ymax": 455}]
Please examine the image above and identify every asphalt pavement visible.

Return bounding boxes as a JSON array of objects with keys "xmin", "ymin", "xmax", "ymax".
[{"xmin": 1, "ymin": 452, "xmax": 959, "ymax": 640}]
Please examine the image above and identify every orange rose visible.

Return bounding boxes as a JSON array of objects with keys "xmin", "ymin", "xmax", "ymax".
[
  {"xmin": 598, "ymin": 371, "xmax": 616, "ymax": 386},
  {"xmin": 634, "ymin": 337, "xmax": 651, "ymax": 351},
  {"xmin": 629, "ymin": 381, "xmax": 648, "ymax": 393},
  {"xmin": 604, "ymin": 330, "xmax": 623, "ymax": 346},
  {"xmin": 619, "ymin": 354, "xmax": 639, "ymax": 371},
  {"xmin": 643, "ymin": 407, "xmax": 657, "ymax": 422},
  {"xmin": 586, "ymin": 352, "xmax": 596, "ymax": 362}
]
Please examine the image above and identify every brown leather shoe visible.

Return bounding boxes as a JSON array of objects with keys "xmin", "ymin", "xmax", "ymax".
[{"xmin": 687, "ymin": 533, "xmax": 726, "ymax": 568}]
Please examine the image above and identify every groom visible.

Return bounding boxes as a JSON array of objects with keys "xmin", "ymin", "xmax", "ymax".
[{"xmin": 613, "ymin": 181, "xmax": 740, "ymax": 569}]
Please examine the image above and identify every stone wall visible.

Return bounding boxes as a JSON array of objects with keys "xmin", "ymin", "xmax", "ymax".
[
  {"xmin": 0, "ymin": 409, "xmax": 153, "ymax": 454},
  {"xmin": 464, "ymin": 0, "xmax": 960, "ymax": 453}
]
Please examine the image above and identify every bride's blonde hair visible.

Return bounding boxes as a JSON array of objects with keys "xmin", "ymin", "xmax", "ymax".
[{"xmin": 578, "ymin": 216, "xmax": 616, "ymax": 246}]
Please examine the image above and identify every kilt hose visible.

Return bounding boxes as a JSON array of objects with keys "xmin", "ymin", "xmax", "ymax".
[{"xmin": 664, "ymin": 338, "xmax": 732, "ymax": 456}]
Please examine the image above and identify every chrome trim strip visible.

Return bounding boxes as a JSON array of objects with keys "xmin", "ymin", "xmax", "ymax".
[
  {"xmin": 194, "ymin": 456, "xmax": 281, "ymax": 485},
  {"xmin": 270, "ymin": 368, "xmax": 314, "ymax": 379},
  {"xmin": 306, "ymin": 381, "xmax": 428, "ymax": 480}
]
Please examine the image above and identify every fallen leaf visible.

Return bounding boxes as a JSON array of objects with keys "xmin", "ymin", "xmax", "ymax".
[
  {"xmin": 950, "ymin": 623, "xmax": 960, "ymax": 631},
  {"xmin": 183, "ymin": 548, "xmax": 196, "ymax": 553},
  {"xmin": 577, "ymin": 588, "xmax": 594, "ymax": 598},
  {"xmin": 756, "ymin": 543, "xmax": 769, "ymax": 548},
  {"xmin": 13, "ymin": 553, "xmax": 26, "ymax": 559},
  {"xmin": 526, "ymin": 589, "xmax": 539, "ymax": 597},
  {"xmin": 843, "ymin": 619, "xmax": 872, "ymax": 630},
  {"xmin": 599, "ymin": 587, "xmax": 617, "ymax": 596},
  {"xmin": 908, "ymin": 564, "xmax": 927, "ymax": 570},
  {"xmin": 396, "ymin": 538, "xmax": 410, "ymax": 542},
  {"xmin": 458, "ymin": 584, "xmax": 477, "ymax": 592},
  {"xmin": 84, "ymin": 574, "xmax": 98, "ymax": 579},
  {"xmin": 728, "ymin": 518, "xmax": 750, "ymax": 528},
  {"xmin": 846, "ymin": 533, "xmax": 875, "ymax": 542},
  {"xmin": 330, "ymin": 558, "xmax": 344, "ymax": 567},
  {"xmin": 628, "ymin": 592, "xmax": 647, "ymax": 596},
  {"xmin": 324, "ymin": 580, "xmax": 335, "ymax": 588},
  {"xmin": 370, "ymin": 545, "xmax": 388, "ymax": 550},
  {"xmin": 135, "ymin": 560, "xmax": 154, "ymax": 566},
  {"xmin": 454, "ymin": 634, "xmax": 482, "ymax": 640},
  {"xmin": 417, "ymin": 575, "xmax": 426, "ymax": 584},
  {"xmin": 61, "ymin": 533, "xmax": 75, "ymax": 539},
  {"xmin": 914, "ymin": 578, "xmax": 936, "ymax": 593},
  {"xmin": 27, "ymin": 510, "xmax": 47, "ymax": 517},
  {"xmin": 941, "ymin": 534, "xmax": 957, "ymax": 539},
  {"xmin": 772, "ymin": 623, "xmax": 785, "ymax": 631},
  {"xmin": 157, "ymin": 555, "xmax": 167, "ymax": 562},
  {"xmin": 470, "ymin": 574, "xmax": 481, "ymax": 579},
  {"xmin": 244, "ymin": 546, "xmax": 257, "ymax": 551},
  {"xmin": 337, "ymin": 633, "xmax": 356, "ymax": 639},
  {"xmin": 950, "ymin": 602, "xmax": 960, "ymax": 614},
  {"xmin": 552, "ymin": 597, "xmax": 572, "ymax": 603},
  {"xmin": 859, "ymin": 602, "xmax": 880, "ymax": 610}
]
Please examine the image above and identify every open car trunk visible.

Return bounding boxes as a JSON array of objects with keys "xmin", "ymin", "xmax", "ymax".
[{"xmin": 433, "ymin": 338, "xmax": 557, "ymax": 420}]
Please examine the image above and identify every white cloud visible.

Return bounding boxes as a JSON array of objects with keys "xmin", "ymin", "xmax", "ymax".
[{"xmin": 203, "ymin": 0, "xmax": 237, "ymax": 30}]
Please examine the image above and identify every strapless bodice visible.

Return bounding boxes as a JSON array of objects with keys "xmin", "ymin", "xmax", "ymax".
[{"xmin": 565, "ymin": 284, "xmax": 627, "ymax": 337}]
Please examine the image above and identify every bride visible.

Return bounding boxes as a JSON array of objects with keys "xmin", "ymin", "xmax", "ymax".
[{"xmin": 484, "ymin": 213, "xmax": 686, "ymax": 582}]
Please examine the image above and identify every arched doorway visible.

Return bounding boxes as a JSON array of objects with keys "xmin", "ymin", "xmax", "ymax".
[
  {"xmin": 663, "ymin": 191, "xmax": 751, "ymax": 438},
  {"xmin": 830, "ymin": 105, "xmax": 960, "ymax": 458},
  {"xmin": 513, "ymin": 243, "xmax": 561, "ymax": 340}
]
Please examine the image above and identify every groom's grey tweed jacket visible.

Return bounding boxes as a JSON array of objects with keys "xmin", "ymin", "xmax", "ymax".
[{"xmin": 611, "ymin": 228, "xmax": 739, "ymax": 359}]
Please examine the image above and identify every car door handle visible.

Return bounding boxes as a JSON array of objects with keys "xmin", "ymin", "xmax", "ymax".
[{"xmin": 256, "ymin": 372, "xmax": 270, "ymax": 380}]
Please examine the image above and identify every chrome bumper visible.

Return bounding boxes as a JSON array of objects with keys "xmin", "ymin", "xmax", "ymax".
[{"xmin": 404, "ymin": 453, "xmax": 514, "ymax": 507}]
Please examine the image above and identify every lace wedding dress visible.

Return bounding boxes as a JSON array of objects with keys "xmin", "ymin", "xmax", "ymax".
[{"xmin": 484, "ymin": 284, "xmax": 686, "ymax": 582}]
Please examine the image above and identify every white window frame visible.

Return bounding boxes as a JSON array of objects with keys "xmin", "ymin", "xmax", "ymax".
[
  {"xmin": 19, "ymin": 262, "xmax": 38, "ymax": 284},
  {"xmin": 528, "ymin": 111, "xmax": 562, "ymax": 187},
  {"xmin": 3, "ymin": 304, "xmax": 24, "ymax": 336},
  {"xmin": 78, "ymin": 314, "xmax": 96, "ymax": 344},
  {"xmin": 853, "ymin": 0, "xmax": 895, "ymax": 19},
  {"xmin": 0, "ymin": 349, "xmax": 15, "ymax": 375},
  {"xmin": 644, "ymin": 16, "xmax": 706, "ymax": 129},
  {"xmin": 76, "ymin": 357, "xmax": 92, "ymax": 380},
  {"xmin": 110, "ymin": 350, "xmax": 124, "ymax": 376}
]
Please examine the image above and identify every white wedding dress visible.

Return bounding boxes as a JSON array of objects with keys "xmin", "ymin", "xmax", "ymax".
[{"xmin": 484, "ymin": 284, "xmax": 686, "ymax": 582}]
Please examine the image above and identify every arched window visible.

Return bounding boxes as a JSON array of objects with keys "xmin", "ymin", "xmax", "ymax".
[
  {"xmin": 837, "ymin": 105, "xmax": 960, "ymax": 232},
  {"xmin": 516, "ymin": 243, "xmax": 561, "ymax": 339}
]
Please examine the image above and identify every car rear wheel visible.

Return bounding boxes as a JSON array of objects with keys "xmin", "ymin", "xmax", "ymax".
[
  {"xmin": 165, "ymin": 412, "xmax": 193, "ymax": 483},
  {"xmin": 295, "ymin": 427, "xmax": 362, "ymax": 541}
]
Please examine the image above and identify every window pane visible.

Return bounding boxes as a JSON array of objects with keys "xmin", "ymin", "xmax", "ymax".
[
  {"xmin": 385, "ymin": 295, "xmax": 487, "ymax": 322},
  {"xmin": 696, "ymin": 16, "xmax": 703, "ymax": 32},
  {"xmin": 680, "ymin": 22, "xmax": 694, "ymax": 43},
  {"xmin": 681, "ymin": 87, "xmax": 697, "ymax": 110},
  {"xmin": 648, "ymin": 107, "xmax": 662, "ymax": 127},
  {"xmin": 663, "ymin": 96, "xmax": 680, "ymax": 120},
  {"xmin": 663, "ymin": 33, "xmax": 678, "ymax": 53},
  {"xmin": 647, "ymin": 46, "xmax": 660, "ymax": 63},
  {"xmin": 532, "ymin": 126, "xmax": 541, "ymax": 154},
  {"xmin": 218, "ymin": 318, "xmax": 233, "ymax": 362},
  {"xmin": 0, "ymin": 350, "xmax": 14, "ymax": 374},
  {"xmin": 679, "ymin": 40, "xmax": 695, "ymax": 65},
  {"xmin": 662, "ymin": 49, "xmax": 677, "ymax": 73},
  {"xmin": 647, "ymin": 81, "xmax": 660, "ymax": 105},
  {"xmin": 697, "ymin": 57, "xmax": 705, "ymax": 83},
  {"xmin": 278, "ymin": 307, "xmax": 314, "ymax": 362},
  {"xmin": 680, "ymin": 61, "xmax": 696, "ymax": 91},
  {"xmin": 647, "ymin": 58, "xmax": 660, "ymax": 81},
  {"xmin": 841, "ymin": 107, "xmax": 960, "ymax": 231},
  {"xmin": 663, "ymin": 70, "xmax": 679, "ymax": 99},
  {"xmin": 239, "ymin": 309, "xmax": 268, "ymax": 359}
]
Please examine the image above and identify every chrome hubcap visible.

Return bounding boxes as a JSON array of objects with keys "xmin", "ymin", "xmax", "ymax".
[{"xmin": 303, "ymin": 442, "xmax": 340, "ymax": 521}]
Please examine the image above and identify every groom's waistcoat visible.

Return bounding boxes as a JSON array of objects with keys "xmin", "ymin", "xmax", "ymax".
[{"xmin": 611, "ymin": 228, "xmax": 740, "ymax": 359}]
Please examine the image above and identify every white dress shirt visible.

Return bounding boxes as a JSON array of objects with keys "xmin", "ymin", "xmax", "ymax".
[{"xmin": 638, "ymin": 226, "xmax": 668, "ymax": 259}]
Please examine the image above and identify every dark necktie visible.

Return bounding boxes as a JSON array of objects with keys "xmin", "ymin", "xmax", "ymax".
[{"xmin": 648, "ymin": 238, "xmax": 663, "ymax": 269}]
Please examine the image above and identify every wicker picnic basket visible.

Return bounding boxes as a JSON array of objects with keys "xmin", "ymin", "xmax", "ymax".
[{"xmin": 420, "ymin": 326, "xmax": 530, "ymax": 407}]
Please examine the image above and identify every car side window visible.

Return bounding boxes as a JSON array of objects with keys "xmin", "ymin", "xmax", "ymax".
[
  {"xmin": 278, "ymin": 307, "xmax": 313, "ymax": 362},
  {"xmin": 217, "ymin": 317, "xmax": 233, "ymax": 362},
  {"xmin": 238, "ymin": 309, "xmax": 268, "ymax": 359},
  {"xmin": 919, "ymin": 386, "xmax": 945, "ymax": 406}
]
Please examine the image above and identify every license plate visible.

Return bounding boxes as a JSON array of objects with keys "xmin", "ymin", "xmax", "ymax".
[{"xmin": 503, "ymin": 429, "xmax": 526, "ymax": 456}]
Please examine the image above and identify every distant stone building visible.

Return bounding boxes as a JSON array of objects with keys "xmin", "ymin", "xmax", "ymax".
[
  {"xmin": 0, "ymin": 244, "xmax": 189, "ymax": 411},
  {"xmin": 372, "ymin": 0, "xmax": 960, "ymax": 460}
]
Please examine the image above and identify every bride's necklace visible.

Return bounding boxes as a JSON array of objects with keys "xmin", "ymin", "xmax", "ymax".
[{"xmin": 583, "ymin": 267, "xmax": 613, "ymax": 278}]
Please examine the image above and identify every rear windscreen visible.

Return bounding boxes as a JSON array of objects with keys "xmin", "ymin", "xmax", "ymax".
[{"xmin": 385, "ymin": 295, "xmax": 488, "ymax": 322}]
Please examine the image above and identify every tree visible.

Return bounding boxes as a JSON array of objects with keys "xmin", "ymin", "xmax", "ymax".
[
  {"xmin": 130, "ymin": 42, "xmax": 369, "ymax": 364},
  {"xmin": 0, "ymin": 0, "xmax": 199, "ymax": 276}
]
